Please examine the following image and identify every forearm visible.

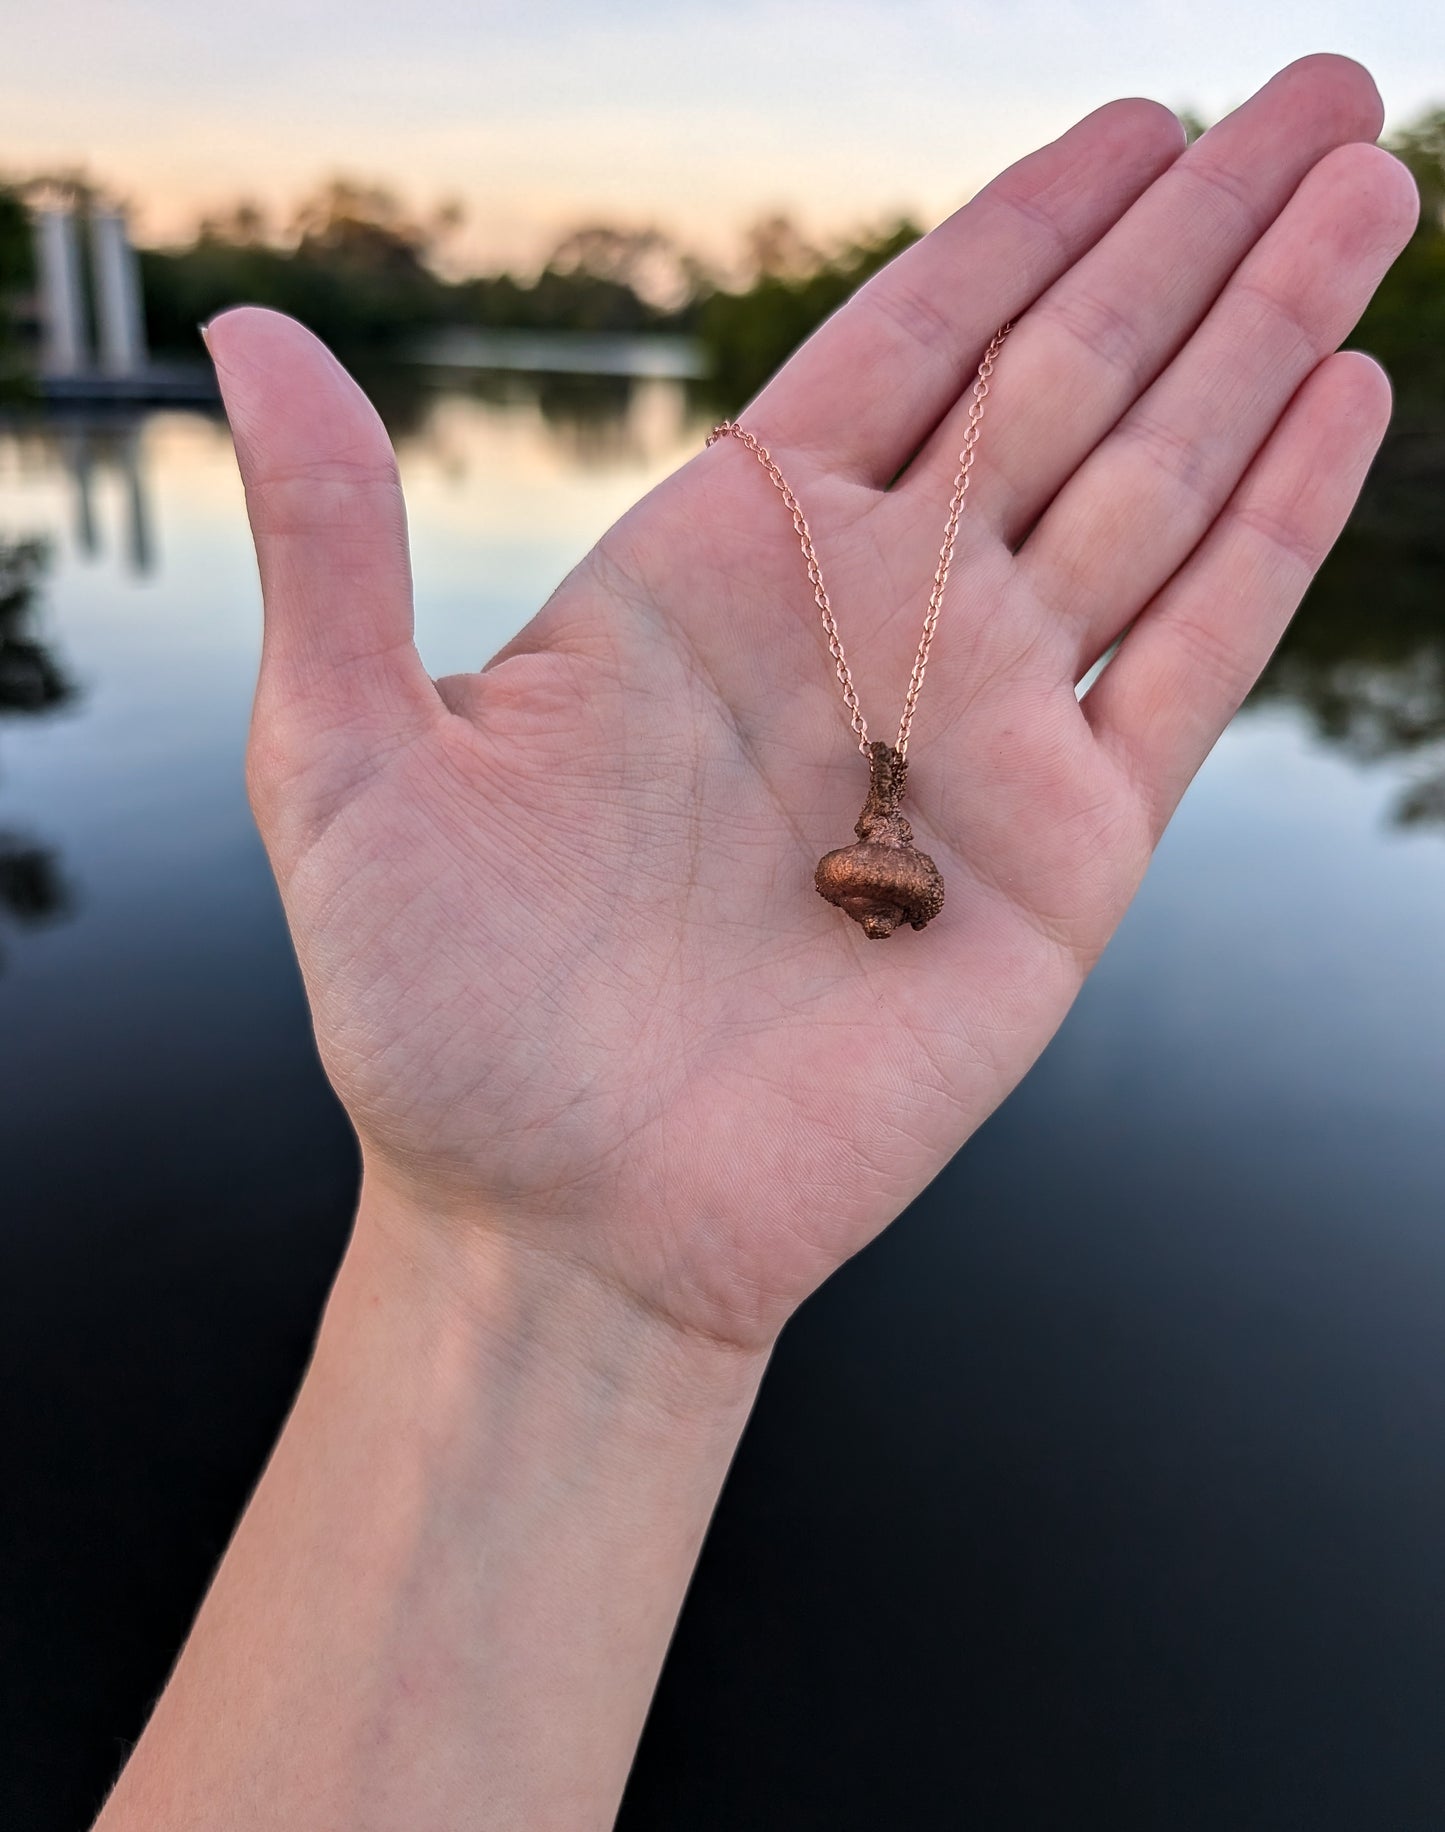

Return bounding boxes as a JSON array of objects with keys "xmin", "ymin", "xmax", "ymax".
[{"xmin": 94, "ymin": 1179, "xmax": 767, "ymax": 1831}]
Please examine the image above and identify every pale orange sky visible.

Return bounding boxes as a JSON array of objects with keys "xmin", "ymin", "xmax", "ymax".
[{"xmin": 5, "ymin": 0, "xmax": 1442, "ymax": 271}]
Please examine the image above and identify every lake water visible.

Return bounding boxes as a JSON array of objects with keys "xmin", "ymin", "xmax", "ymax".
[{"xmin": 2, "ymin": 375, "xmax": 1444, "ymax": 1828}]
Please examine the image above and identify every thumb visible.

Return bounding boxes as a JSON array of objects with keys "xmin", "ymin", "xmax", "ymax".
[{"xmin": 204, "ymin": 306, "xmax": 437, "ymax": 739}]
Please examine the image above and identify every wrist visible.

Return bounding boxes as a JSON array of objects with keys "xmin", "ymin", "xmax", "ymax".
[
  {"xmin": 100, "ymin": 1167, "xmax": 769, "ymax": 1831},
  {"xmin": 340, "ymin": 1167, "xmax": 771, "ymax": 1439}
]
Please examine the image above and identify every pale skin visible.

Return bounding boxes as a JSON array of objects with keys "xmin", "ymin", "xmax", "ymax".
[{"xmin": 93, "ymin": 54, "xmax": 1417, "ymax": 1832}]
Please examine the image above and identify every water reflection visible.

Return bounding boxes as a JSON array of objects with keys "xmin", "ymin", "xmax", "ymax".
[
  {"xmin": 0, "ymin": 535, "xmax": 75, "ymax": 966},
  {"xmin": 0, "ymin": 834, "xmax": 70, "ymax": 924},
  {"xmin": 0, "ymin": 536, "xmax": 71, "ymax": 712},
  {"xmin": 361, "ymin": 363, "xmax": 702, "ymax": 474},
  {"xmin": 0, "ymin": 419, "xmax": 156, "ymax": 577}
]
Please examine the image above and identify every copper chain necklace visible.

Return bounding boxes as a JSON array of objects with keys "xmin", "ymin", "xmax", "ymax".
[{"xmin": 706, "ymin": 321, "xmax": 1013, "ymax": 939}]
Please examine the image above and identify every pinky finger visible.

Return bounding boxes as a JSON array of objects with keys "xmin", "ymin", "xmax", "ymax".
[{"xmin": 1083, "ymin": 349, "xmax": 1393, "ymax": 832}]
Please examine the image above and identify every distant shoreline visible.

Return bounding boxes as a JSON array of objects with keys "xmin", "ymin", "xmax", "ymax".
[{"xmin": 404, "ymin": 327, "xmax": 706, "ymax": 380}]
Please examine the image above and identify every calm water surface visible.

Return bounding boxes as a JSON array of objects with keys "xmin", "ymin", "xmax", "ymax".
[{"xmin": 2, "ymin": 378, "xmax": 1444, "ymax": 1829}]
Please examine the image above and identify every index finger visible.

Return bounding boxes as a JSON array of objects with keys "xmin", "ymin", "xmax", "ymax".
[{"xmin": 744, "ymin": 97, "xmax": 1186, "ymax": 487}]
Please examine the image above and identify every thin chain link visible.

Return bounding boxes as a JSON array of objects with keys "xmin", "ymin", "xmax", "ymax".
[
  {"xmin": 704, "ymin": 418, "xmax": 872, "ymax": 748},
  {"xmin": 707, "ymin": 321, "xmax": 1012, "ymax": 760}
]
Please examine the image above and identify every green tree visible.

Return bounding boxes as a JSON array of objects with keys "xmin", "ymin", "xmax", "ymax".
[
  {"xmin": 1351, "ymin": 108, "xmax": 1445, "ymax": 421},
  {"xmin": 699, "ymin": 218, "xmax": 922, "ymax": 403},
  {"xmin": 0, "ymin": 184, "xmax": 36, "ymax": 375}
]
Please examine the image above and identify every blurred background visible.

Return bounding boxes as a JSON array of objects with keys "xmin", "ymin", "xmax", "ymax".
[{"xmin": 2, "ymin": 5, "xmax": 1444, "ymax": 1828}]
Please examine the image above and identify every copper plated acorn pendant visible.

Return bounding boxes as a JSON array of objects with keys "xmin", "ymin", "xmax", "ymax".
[{"xmin": 815, "ymin": 741, "xmax": 944, "ymax": 940}]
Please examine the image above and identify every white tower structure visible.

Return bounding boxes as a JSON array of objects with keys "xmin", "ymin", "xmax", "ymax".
[
  {"xmin": 34, "ymin": 206, "xmax": 89, "ymax": 377},
  {"xmin": 89, "ymin": 207, "xmax": 147, "ymax": 377}
]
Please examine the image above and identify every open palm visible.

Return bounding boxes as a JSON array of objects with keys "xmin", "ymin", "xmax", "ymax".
[{"xmin": 209, "ymin": 56, "xmax": 1414, "ymax": 1353}]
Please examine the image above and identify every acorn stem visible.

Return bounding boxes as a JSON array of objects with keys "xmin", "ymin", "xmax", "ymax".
[{"xmin": 856, "ymin": 740, "xmax": 913, "ymax": 842}]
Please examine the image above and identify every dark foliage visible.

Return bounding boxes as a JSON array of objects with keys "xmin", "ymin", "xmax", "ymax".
[{"xmin": 699, "ymin": 221, "xmax": 921, "ymax": 403}]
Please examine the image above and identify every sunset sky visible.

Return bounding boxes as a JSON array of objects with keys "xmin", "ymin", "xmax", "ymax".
[{"xmin": 6, "ymin": 0, "xmax": 1443, "ymax": 271}]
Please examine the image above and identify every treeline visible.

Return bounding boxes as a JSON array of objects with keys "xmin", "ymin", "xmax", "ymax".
[
  {"xmin": 3, "ymin": 107, "xmax": 1444, "ymax": 408},
  {"xmin": 135, "ymin": 188, "xmax": 696, "ymax": 351},
  {"xmin": 1348, "ymin": 110, "xmax": 1445, "ymax": 427},
  {"xmin": 697, "ymin": 218, "xmax": 923, "ymax": 399},
  {"xmin": 0, "ymin": 187, "xmax": 33, "ymax": 373},
  {"xmin": 130, "ymin": 185, "xmax": 932, "ymax": 399}
]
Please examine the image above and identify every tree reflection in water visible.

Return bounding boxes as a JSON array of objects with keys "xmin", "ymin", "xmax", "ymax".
[
  {"xmin": 0, "ymin": 535, "xmax": 74, "ymax": 961},
  {"xmin": 1, "ymin": 537, "xmax": 72, "ymax": 714},
  {"xmin": 364, "ymin": 361, "xmax": 700, "ymax": 476},
  {"xmin": 0, "ymin": 834, "xmax": 70, "ymax": 925}
]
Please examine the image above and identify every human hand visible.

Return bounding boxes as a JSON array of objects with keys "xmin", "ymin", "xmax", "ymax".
[{"xmin": 206, "ymin": 55, "xmax": 1415, "ymax": 1357}]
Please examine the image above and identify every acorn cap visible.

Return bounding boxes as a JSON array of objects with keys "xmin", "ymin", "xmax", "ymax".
[{"xmin": 815, "ymin": 839, "xmax": 945, "ymax": 937}]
